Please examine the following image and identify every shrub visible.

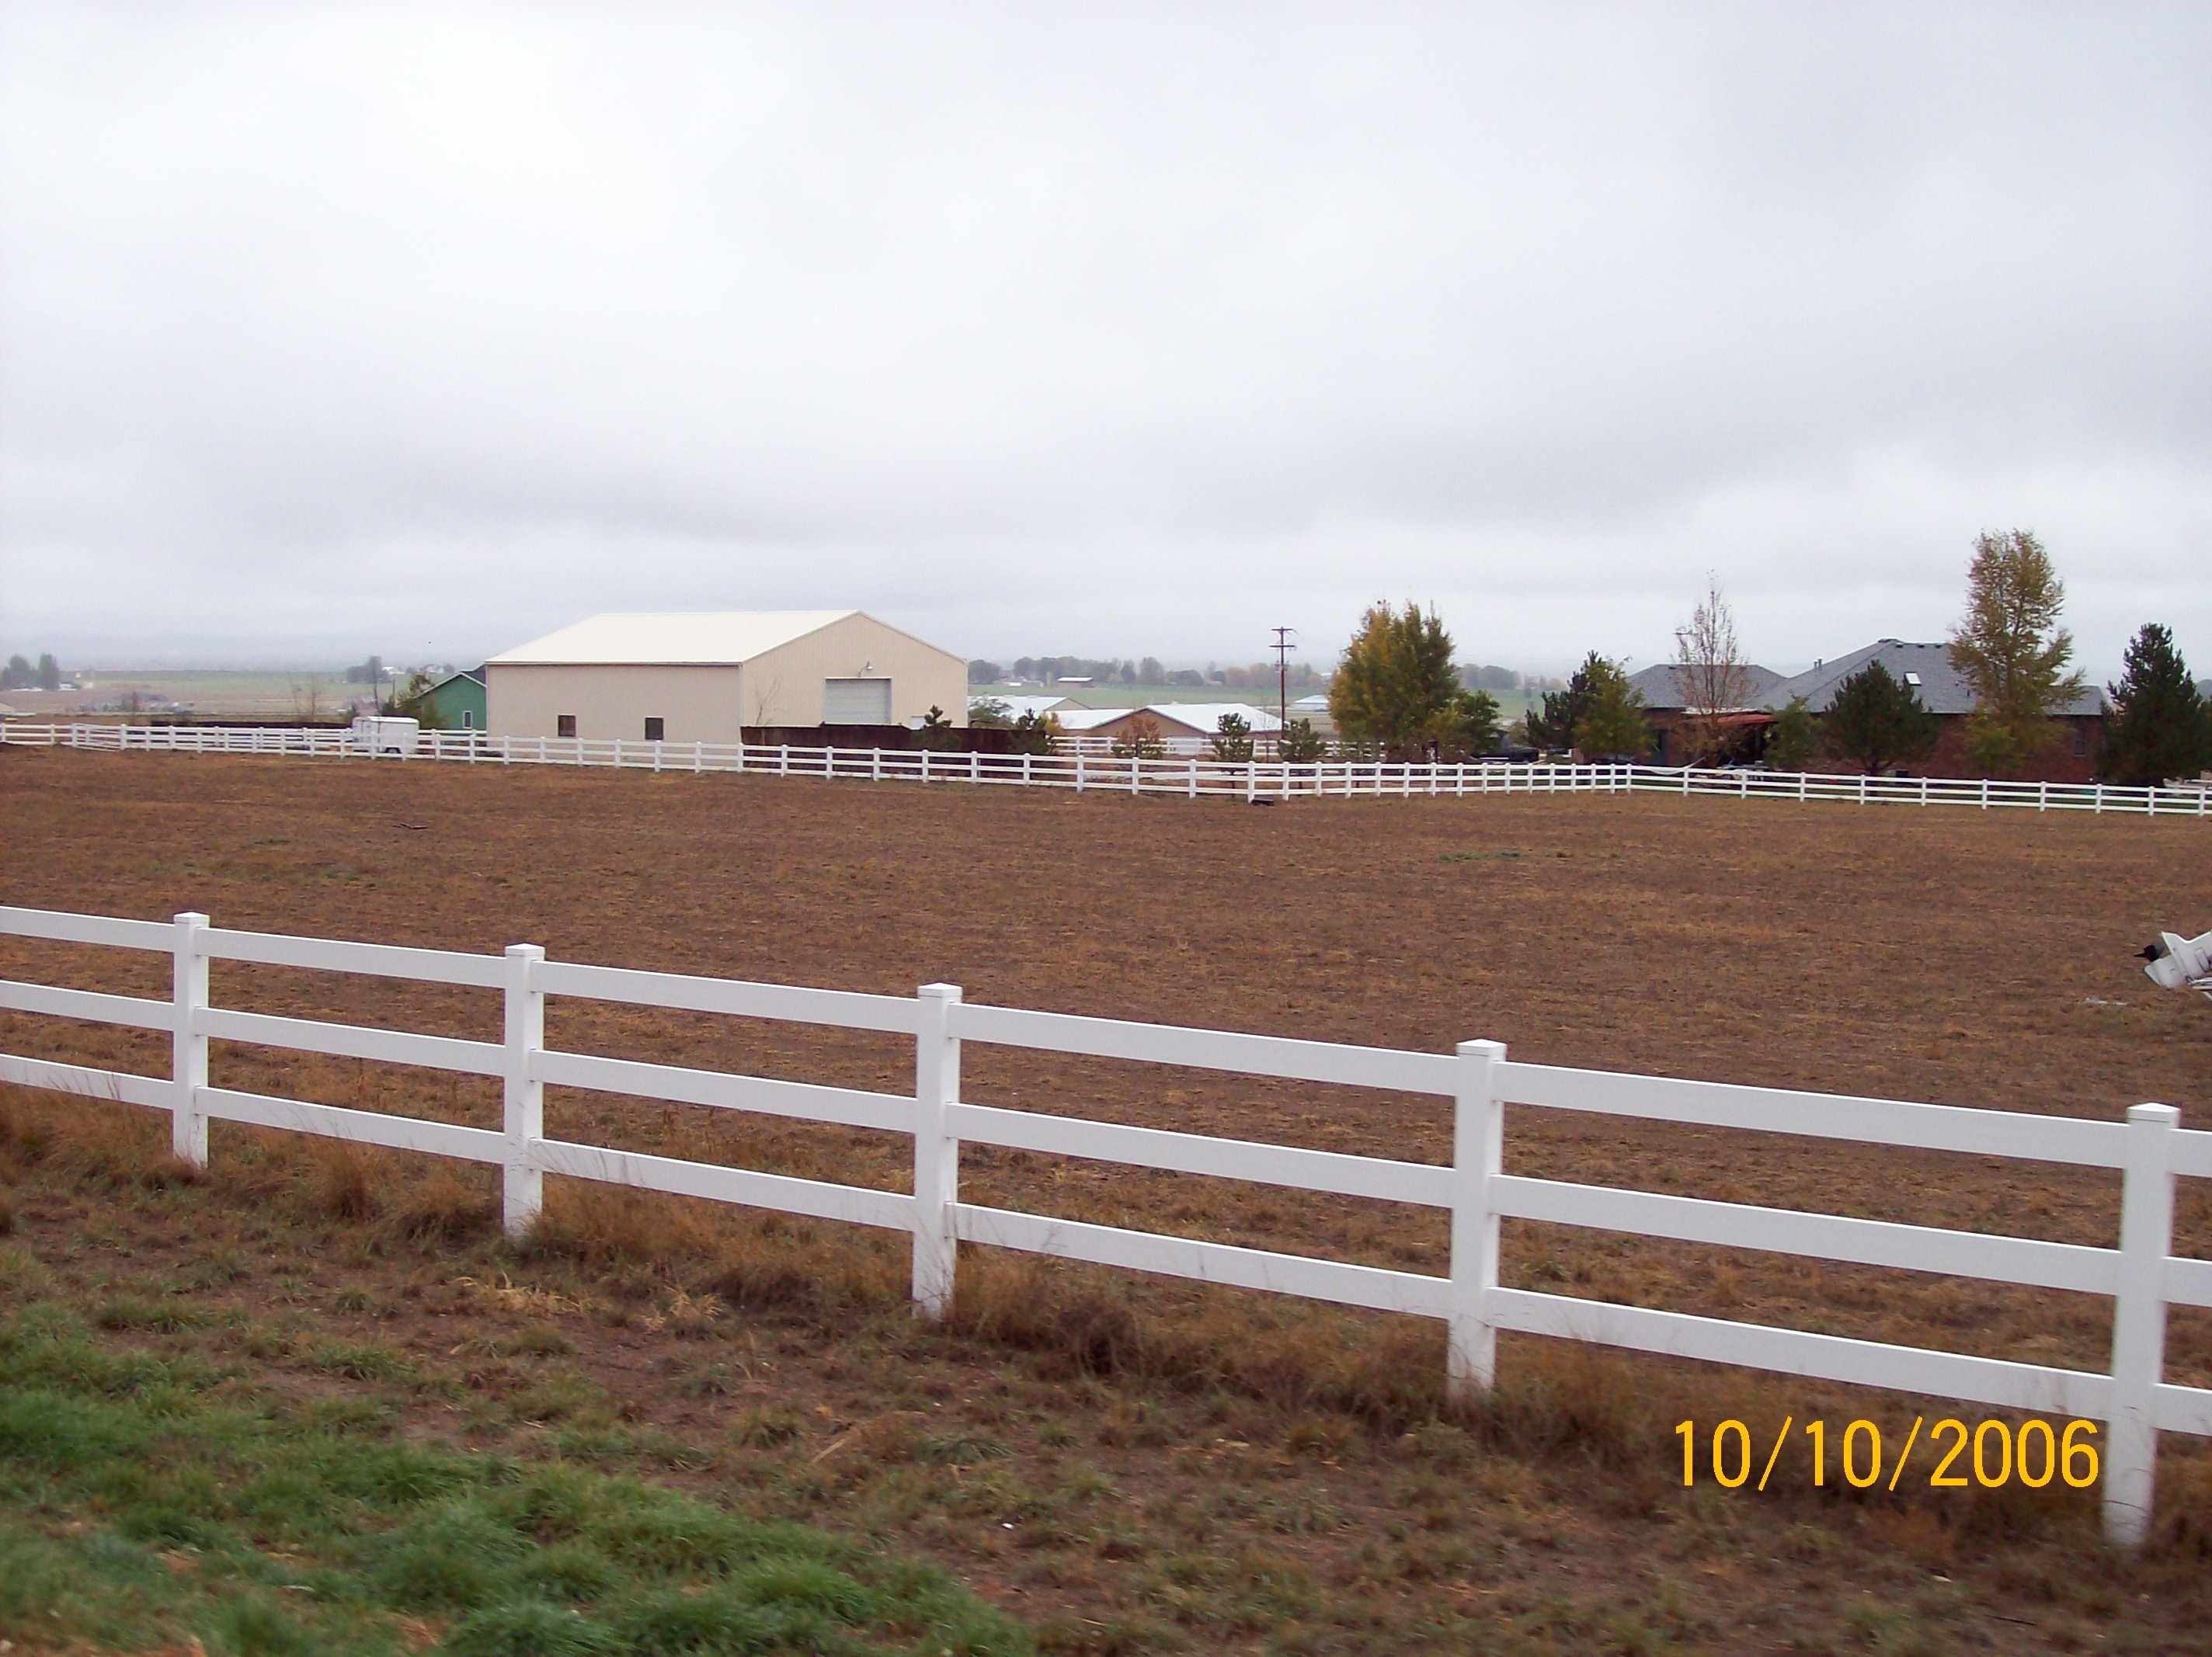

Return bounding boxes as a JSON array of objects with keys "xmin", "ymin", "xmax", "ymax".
[
  {"xmin": 1208, "ymin": 714, "xmax": 1254, "ymax": 762},
  {"xmin": 1278, "ymin": 718, "xmax": 1326, "ymax": 762},
  {"xmin": 1108, "ymin": 717, "xmax": 1166, "ymax": 760}
]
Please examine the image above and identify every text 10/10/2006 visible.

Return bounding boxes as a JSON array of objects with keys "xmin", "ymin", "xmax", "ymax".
[{"xmin": 1678, "ymin": 1417, "xmax": 2100, "ymax": 1492}]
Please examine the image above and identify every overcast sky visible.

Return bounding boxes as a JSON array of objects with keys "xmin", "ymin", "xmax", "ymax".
[{"xmin": 2, "ymin": 3, "xmax": 2206, "ymax": 676}]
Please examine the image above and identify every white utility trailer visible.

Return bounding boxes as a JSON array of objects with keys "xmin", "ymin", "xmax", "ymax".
[{"xmin": 350, "ymin": 716, "xmax": 419, "ymax": 757}]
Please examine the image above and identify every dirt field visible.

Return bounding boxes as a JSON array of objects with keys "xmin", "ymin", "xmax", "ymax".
[{"xmin": 3, "ymin": 745, "xmax": 2209, "ymax": 1653}]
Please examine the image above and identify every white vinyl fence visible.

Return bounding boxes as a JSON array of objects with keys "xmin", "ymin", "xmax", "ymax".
[
  {"xmin": 0, "ymin": 903, "xmax": 2206, "ymax": 1544},
  {"xmin": 5, "ymin": 721, "xmax": 2207, "ymax": 818}
]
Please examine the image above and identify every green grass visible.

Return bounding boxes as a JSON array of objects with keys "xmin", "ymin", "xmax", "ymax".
[{"xmin": 0, "ymin": 1280, "xmax": 1028, "ymax": 1655}]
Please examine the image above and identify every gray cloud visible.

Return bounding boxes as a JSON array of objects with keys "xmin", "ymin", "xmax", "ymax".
[{"xmin": 3, "ymin": 2, "xmax": 2206, "ymax": 675}]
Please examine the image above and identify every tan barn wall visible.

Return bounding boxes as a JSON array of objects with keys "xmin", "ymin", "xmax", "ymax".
[
  {"xmin": 485, "ymin": 665, "xmax": 746, "ymax": 743},
  {"xmin": 747, "ymin": 614, "xmax": 968, "ymax": 728},
  {"xmin": 484, "ymin": 615, "xmax": 968, "ymax": 742}
]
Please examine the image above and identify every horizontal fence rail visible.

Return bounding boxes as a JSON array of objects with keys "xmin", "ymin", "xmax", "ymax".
[
  {"xmin": 5, "ymin": 721, "xmax": 2206, "ymax": 818},
  {"xmin": 0, "ymin": 901, "xmax": 2206, "ymax": 1547}
]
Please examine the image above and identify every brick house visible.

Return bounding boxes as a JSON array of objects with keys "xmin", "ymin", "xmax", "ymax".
[{"xmin": 1635, "ymin": 641, "xmax": 2107, "ymax": 781}]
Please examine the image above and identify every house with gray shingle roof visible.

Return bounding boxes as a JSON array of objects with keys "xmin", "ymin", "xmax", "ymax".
[
  {"xmin": 1626, "ymin": 661, "xmax": 1791, "ymax": 712},
  {"xmin": 1791, "ymin": 640, "xmax": 2106, "ymax": 780},
  {"xmin": 1768, "ymin": 639, "xmax": 2102, "ymax": 719},
  {"xmin": 1640, "ymin": 638, "xmax": 2106, "ymax": 779}
]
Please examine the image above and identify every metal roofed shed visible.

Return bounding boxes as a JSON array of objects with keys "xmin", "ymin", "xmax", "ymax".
[
  {"xmin": 485, "ymin": 612, "xmax": 968, "ymax": 744},
  {"xmin": 970, "ymin": 694, "xmax": 1076, "ymax": 722},
  {"xmin": 1074, "ymin": 703, "xmax": 1286, "ymax": 752}
]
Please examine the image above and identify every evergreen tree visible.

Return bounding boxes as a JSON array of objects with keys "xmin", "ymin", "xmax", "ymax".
[
  {"xmin": 1009, "ymin": 710, "xmax": 1061, "ymax": 753},
  {"xmin": 36, "ymin": 653, "xmax": 61, "ymax": 691},
  {"xmin": 1570, "ymin": 654, "xmax": 1649, "ymax": 759},
  {"xmin": 1822, "ymin": 662, "xmax": 1938, "ymax": 774},
  {"xmin": 1522, "ymin": 668, "xmax": 1593, "ymax": 750},
  {"xmin": 1278, "ymin": 718, "xmax": 1326, "ymax": 762},
  {"xmin": 2099, "ymin": 624, "xmax": 2211, "ymax": 787},
  {"xmin": 1209, "ymin": 713, "xmax": 1255, "ymax": 762}
]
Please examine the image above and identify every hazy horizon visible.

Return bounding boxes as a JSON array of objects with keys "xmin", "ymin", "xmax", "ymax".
[{"xmin": 5, "ymin": 5, "xmax": 2207, "ymax": 682}]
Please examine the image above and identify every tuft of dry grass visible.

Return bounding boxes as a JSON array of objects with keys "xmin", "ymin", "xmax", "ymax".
[
  {"xmin": 1, "ymin": 1086, "xmax": 197, "ymax": 1190},
  {"xmin": 950, "ymin": 1249, "xmax": 1449, "ymax": 1429},
  {"xmin": 392, "ymin": 1168, "xmax": 499, "ymax": 1242},
  {"xmin": 523, "ymin": 1183, "xmax": 907, "ymax": 1322},
  {"xmin": 2148, "ymin": 1454, "xmax": 2212, "ymax": 1561},
  {"xmin": 526, "ymin": 1182, "xmax": 722, "ymax": 1268},
  {"xmin": 310, "ymin": 1139, "xmax": 383, "ymax": 1219}
]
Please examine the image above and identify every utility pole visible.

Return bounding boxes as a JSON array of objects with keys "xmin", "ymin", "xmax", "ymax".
[{"xmin": 1271, "ymin": 627, "xmax": 1296, "ymax": 757}]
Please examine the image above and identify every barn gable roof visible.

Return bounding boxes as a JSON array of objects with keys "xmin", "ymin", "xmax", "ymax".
[{"xmin": 489, "ymin": 612, "xmax": 868, "ymax": 667}]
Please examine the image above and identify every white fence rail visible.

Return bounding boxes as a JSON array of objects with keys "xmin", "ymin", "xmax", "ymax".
[
  {"xmin": 4, "ymin": 721, "xmax": 2207, "ymax": 817},
  {"xmin": 0, "ymin": 901, "xmax": 2206, "ymax": 1544}
]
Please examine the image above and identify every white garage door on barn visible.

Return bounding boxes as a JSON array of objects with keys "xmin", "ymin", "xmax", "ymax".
[{"xmin": 822, "ymin": 678, "xmax": 893, "ymax": 724}]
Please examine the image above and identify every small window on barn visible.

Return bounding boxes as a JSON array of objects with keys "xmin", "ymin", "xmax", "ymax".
[
  {"xmin": 2074, "ymin": 727, "xmax": 2088, "ymax": 756},
  {"xmin": 461, "ymin": 710, "xmax": 475, "ymax": 728},
  {"xmin": 645, "ymin": 717, "xmax": 665, "ymax": 742},
  {"xmin": 557, "ymin": 714, "xmax": 576, "ymax": 738}
]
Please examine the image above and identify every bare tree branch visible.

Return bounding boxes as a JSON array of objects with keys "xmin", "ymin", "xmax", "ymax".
[{"xmin": 1669, "ymin": 575, "xmax": 1753, "ymax": 762}]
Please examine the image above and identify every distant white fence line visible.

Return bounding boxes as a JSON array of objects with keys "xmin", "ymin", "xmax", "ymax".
[
  {"xmin": 0, "ymin": 901, "xmax": 2205, "ymax": 1544},
  {"xmin": 6, "ymin": 721, "xmax": 2208, "ymax": 818}
]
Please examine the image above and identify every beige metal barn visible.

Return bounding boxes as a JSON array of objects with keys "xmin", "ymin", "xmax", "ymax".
[{"xmin": 483, "ymin": 612, "xmax": 968, "ymax": 743}]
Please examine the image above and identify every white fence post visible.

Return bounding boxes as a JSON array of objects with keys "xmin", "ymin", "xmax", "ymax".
[
  {"xmin": 1447, "ymin": 1038, "xmax": 1506, "ymax": 1399},
  {"xmin": 502, "ymin": 944, "xmax": 546, "ymax": 1239},
  {"xmin": 2105, "ymin": 1101, "xmax": 2177, "ymax": 1547},
  {"xmin": 170, "ymin": 912, "xmax": 210, "ymax": 1167},
  {"xmin": 913, "ymin": 983, "xmax": 962, "ymax": 1320}
]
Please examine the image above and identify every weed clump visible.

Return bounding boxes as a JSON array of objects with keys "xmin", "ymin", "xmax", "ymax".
[
  {"xmin": 7, "ymin": 1094, "xmax": 197, "ymax": 1191},
  {"xmin": 523, "ymin": 1185, "xmax": 903, "ymax": 1322},
  {"xmin": 311, "ymin": 1141, "xmax": 381, "ymax": 1220},
  {"xmin": 395, "ymin": 1170, "xmax": 498, "ymax": 1242}
]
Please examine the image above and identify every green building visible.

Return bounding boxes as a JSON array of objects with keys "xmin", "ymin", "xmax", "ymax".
[{"xmin": 411, "ymin": 667, "xmax": 486, "ymax": 731}]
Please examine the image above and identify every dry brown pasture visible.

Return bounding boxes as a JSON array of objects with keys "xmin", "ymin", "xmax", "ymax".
[{"xmin": 2, "ymin": 744, "xmax": 2210, "ymax": 1654}]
